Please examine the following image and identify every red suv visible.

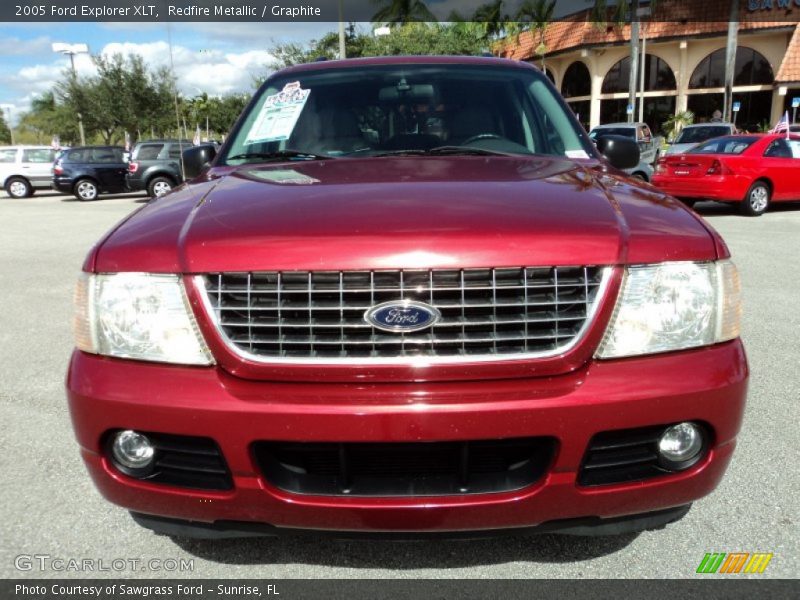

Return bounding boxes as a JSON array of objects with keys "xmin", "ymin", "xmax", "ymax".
[{"xmin": 67, "ymin": 57, "xmax": 747, "ymax": 539}]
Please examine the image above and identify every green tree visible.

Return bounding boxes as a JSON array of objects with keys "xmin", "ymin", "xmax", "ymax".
[
  {"xmin": 517, "ymin": 0, "xmax": 556, "ymax": 70},
  {"xmin": 362, "ymin": 22, "xmax": 487, "ymax": 56},
  {"xmin": 266, "ymin": 22, "xmax": 487, "ymax": 74},
  {"xmin": 0, "ymin": 110, "xmax": 11, "ymax": 144},
  {"xmin": 371, "ymin": 0, "xmax": 436, "ymax": 26},
  {"xmin": 17, "ymin": 90, "xmax": 79, "ymax": 144}
]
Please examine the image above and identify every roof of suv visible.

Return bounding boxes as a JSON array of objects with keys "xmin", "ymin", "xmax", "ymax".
[{"xmin": 276, "ymin": 55, "xmax": 536, "ymax": 76}]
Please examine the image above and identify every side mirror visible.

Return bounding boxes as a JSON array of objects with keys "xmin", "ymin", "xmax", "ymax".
[
  {"xmin": 182, "ymin": 144, "xmax": 217, "ymax": 179},
  {"xmin": 595, "ymin": 135, "xmax": 640, "ymax": 170}
]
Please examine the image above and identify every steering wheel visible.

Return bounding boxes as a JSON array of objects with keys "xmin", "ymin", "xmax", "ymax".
[{"xmin": 462, "ymin": 133, "xmax": 504, "ymax": 145}]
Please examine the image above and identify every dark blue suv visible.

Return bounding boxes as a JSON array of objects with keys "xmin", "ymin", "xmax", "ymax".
[{"xmin": 52, "ymin": 146, "xmax": 128, "ymax": 201}]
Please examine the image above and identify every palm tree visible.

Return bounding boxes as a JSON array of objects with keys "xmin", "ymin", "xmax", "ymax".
[
  {"xmin": 371, "ymin": 0, "xmax": 436, "ymax": 26},
  {"xmin": 662, "ymin": 110, "xmax": 694, "ymax": 142},
  {"xmin": 472, "ymin": 0, "xmax": 509, "ymax": 41},
  {"xmin": 517, "ymin": 0, "xmax": 556, "ymax": 71}
]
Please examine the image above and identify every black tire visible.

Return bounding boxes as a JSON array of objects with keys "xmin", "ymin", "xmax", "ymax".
[
  {"xmin": 147, "ymin": 176, "xmax": 175, "ymax": 198},
  {"xmin": 631, "ymin": 172, "xmax": 648, "ymax": 182},
  {"xmin": 73, "ymin": 179, "xmax": 99, "ymax": 201},
  {"xmin": 5, "ymin": 177, "xmax": 32, "ymax": 198},
  {"xmin": 679, "ymin": 198, "xmax": 696, "ymax": 208},
  {"xmin": 740, "ymin": 181, "xmax": 770, "ymax": 217}
]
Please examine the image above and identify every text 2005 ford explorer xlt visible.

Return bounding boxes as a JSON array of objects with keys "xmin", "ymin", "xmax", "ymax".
[{"xmin": 67, "ymin": 57, "xmax": 747, "ymax": 539}]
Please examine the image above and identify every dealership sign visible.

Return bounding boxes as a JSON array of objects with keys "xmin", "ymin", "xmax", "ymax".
[{"xmin": 748, "ymin": 0, "xmax": 800, "ymax": 10}]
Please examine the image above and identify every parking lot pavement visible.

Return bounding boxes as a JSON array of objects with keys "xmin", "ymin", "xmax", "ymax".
[{"xmin": 0, "ymin": 191, "xmax": 797, "ymax": 579}]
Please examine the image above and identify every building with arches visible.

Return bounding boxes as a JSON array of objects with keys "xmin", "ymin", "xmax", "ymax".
[{"xmin": 503, "ymin": 12, "xmax": 800, "ymax": 135}]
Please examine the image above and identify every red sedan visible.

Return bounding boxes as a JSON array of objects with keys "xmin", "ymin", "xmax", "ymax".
[{"xmin": 653, "ymin": 133, "xmax": 800, "ymax": 216}]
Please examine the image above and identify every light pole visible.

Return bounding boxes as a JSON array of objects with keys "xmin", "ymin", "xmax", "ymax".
[
  {"xmin": 0, "ymin": 104, "xmax": 14, "ymax": 144},
  {"xmin": 52, "ymin": 42, "xmax": 88, "ymax": 146}
]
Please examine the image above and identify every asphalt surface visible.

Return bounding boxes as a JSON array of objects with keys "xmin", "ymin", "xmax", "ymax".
[{"xmin": 0, "ymin": 190, "xmax": 797, "ymax": 579}]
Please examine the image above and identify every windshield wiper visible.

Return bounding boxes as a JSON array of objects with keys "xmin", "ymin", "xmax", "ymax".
[
  {"xmin": 427, "ymin": 145, "xmax": 519, "ymax": 157},
  {"xmin": 370, "ymin": 146, "xmax": 516, "ymax": 158},
  {"xmin": 226, "ymin": 150, "xmax": 333, "ymax": 162}
]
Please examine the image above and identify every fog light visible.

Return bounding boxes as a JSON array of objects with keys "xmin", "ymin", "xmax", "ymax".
[
  {"xmin": 658, "ymin": 422, "xmax": 703, "ymax": 468},
  {"xmin": 111, "ymin": 430, "xmax": 155, "ymax": 472}
]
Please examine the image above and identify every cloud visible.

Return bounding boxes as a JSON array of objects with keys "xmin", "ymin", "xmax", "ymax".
[
  {"xmin": 98, "ymin": 41, "xmax": 273, "ymax": 95},
  {"xmin": 3, "ymin": 40, "xmax": 272, "ymax": 123}
]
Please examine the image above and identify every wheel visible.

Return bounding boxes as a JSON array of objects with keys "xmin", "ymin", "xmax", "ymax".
[
  {"xmin": 74, "ymin": 179, "xmax": 99, "ymax": 201},
  {"xmin": 5, "ymin": 177, "xmax": 32, "ymax": 198},
  {"xmin": 741, "ymin": 181, "xmax": 770, "ymax": 216},
  {"xmin": 679, "ymin": 198, "xmax": 696, "ymax": 208},
  {"xmin": 147, "ymin": 176, "xmax": 174, "ymax": 198}
]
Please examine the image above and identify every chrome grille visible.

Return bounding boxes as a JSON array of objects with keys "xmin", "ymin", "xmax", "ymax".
[{"xmin": 199, "ymin": 266, "xmax": 609, "ymax": 362}]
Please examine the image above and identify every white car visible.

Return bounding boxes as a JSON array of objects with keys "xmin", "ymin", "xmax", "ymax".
[
  {"xmin": 664, "ymin": 123, "xmax": 737, "ymax": 156},
  {"xmin": 0, "ymin": 145, "xmax": 58, "ymax": 198}
]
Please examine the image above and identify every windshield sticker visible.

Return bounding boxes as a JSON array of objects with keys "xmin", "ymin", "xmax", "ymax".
[
  {"xmin": 565, "ymin": 149, "xmax": 590, "ymax": 159},
  {"xmin": 245, "ymin": 81, "xmax": 310, "ymax": 145},
  {"xmin": 246, "ymin": 169, "xmax": 320, "ymax": 185}
]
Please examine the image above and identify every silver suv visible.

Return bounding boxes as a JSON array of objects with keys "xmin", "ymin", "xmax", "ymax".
[{"xmin": 0, "ymin": 146, "xmax": 57, "ymax": 198}]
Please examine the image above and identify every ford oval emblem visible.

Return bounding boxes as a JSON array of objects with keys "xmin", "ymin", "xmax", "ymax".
[{"xmin": 364, "ymin": 300, "xmax": 441, "ymax": 333}]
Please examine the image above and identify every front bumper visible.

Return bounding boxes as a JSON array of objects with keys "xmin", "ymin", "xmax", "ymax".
[{"xmin": 66, "ymin": 340, "xmax": 747, "ymax": 533}]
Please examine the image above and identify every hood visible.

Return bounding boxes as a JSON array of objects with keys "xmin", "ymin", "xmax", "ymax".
[{"xmin": 92, "ymin": 156, "xmax": 718, "ymax": 273}]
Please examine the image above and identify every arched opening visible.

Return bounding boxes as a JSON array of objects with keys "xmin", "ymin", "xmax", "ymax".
[
  {"xmin": 600, "ymin": 54, "xmax": 676, "ymax": 133},
  {"xmin": 561, "ymin": 62, "xmax": 591, "ymax": 98},
  {"xmin": 544, "ymin": 67, "xmax": 555, "ymax": 84},
  {"xmin": 561, "ymin": 61, "xmax": 591, "ymax": 131},
  {"xmin": 688, "ymin": 47, "xmax": 774, "ymax": 131}
]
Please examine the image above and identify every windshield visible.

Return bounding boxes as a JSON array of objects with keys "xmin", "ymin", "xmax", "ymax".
[
  {"xmin": 588, "ymin": 127, "xmax": 634, "ymax": 140},
  {"xmin": 675, "ymin": 126, "xmax": 730, "ymax": 144},
  {"xmin": 221, "ymin": 64, "xmax": 593, "ymax": 164},
  {"xmin": 690, "ymin": 136, "xmax": 758, "ymax": 155}
]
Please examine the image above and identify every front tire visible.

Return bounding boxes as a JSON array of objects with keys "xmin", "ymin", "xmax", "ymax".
[
  {"xmin": 5, "ymin": 177, "xmax": 32, "ymax": 198},
  {"xmin": 741, "ymin": 181, "xmax": 770, "ymax": 216},
  {"xmin": 147, "ymin": 176, "xmax": 174, "ymax": 198},
  {"xmin": 74, "ymin": 179, "xmax": 99, "ymax": 201}
]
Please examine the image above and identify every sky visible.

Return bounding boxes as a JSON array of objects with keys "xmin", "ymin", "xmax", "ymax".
[
  {"xmin": 0, "ymin": 21, "xmax": 335, "ymax": 124},
  {"xmin": 0, "ymin": 0, "xmax": 590, "ymax": 124}
]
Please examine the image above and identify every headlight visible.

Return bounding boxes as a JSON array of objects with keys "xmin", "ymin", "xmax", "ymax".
[
  {"xmin": 73, "ymin": 273, "xmax": 213, "ymax": 365},
  {"xmin": 596, "ymin": 260, "xmax": 741, "ymax": 359}
]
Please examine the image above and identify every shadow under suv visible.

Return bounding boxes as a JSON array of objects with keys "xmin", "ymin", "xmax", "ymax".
[{"xmin": 126, "ymin": 140, "xmax": 190, "ymax": 198}]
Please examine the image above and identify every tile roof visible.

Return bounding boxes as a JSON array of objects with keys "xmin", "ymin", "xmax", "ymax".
[
  {"xmin": 501, "ymin": 4, "xmax": 790, "ymax": 61},
  {"xmin": 775, "ymin": 23, "xmax": 800, "ymax": 83}
]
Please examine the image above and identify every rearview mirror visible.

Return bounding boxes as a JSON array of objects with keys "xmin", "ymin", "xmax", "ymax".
[
  {"xmin": 595, "ymin": 135, "xmax": 640, "ymax": 170},
  {"xmin": 182, "ymin": 144, "xmax": 217, "ymax": 179}
]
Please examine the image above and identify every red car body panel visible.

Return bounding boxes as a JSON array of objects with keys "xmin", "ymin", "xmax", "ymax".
[
  {"xmin": 66, "ymin": 56, "xmax": 748, "ymax": 534},
  {"xmin": 652, "ymin": 133, "xmax": 800, "ymax": 202}
]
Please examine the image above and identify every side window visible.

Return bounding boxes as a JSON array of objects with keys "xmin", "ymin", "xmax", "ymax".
[
  {"xmin": 764, "ymin": 140, "xmax": 792, "ymax": 158},
  {"xmin": 22, "ymin": 149, "xmax": 55, "ymax": 163},
  {"xmin": 67, "ymin": 149, "xmax": 84, "ymax": 162},
  {"xmin": 136, "ymin": 144, "xmax": 164, "ymax": 160},
  {"xmin": 0, "ymin": 149, "xmax": 18, "ymax": 163},
  {"xmin": 91, "ymin": 148, "xmax": 118, "ymax": 163},
  {"xmin": 167, "ymin": 145, "xmax": 183, "ymax": 159}
]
